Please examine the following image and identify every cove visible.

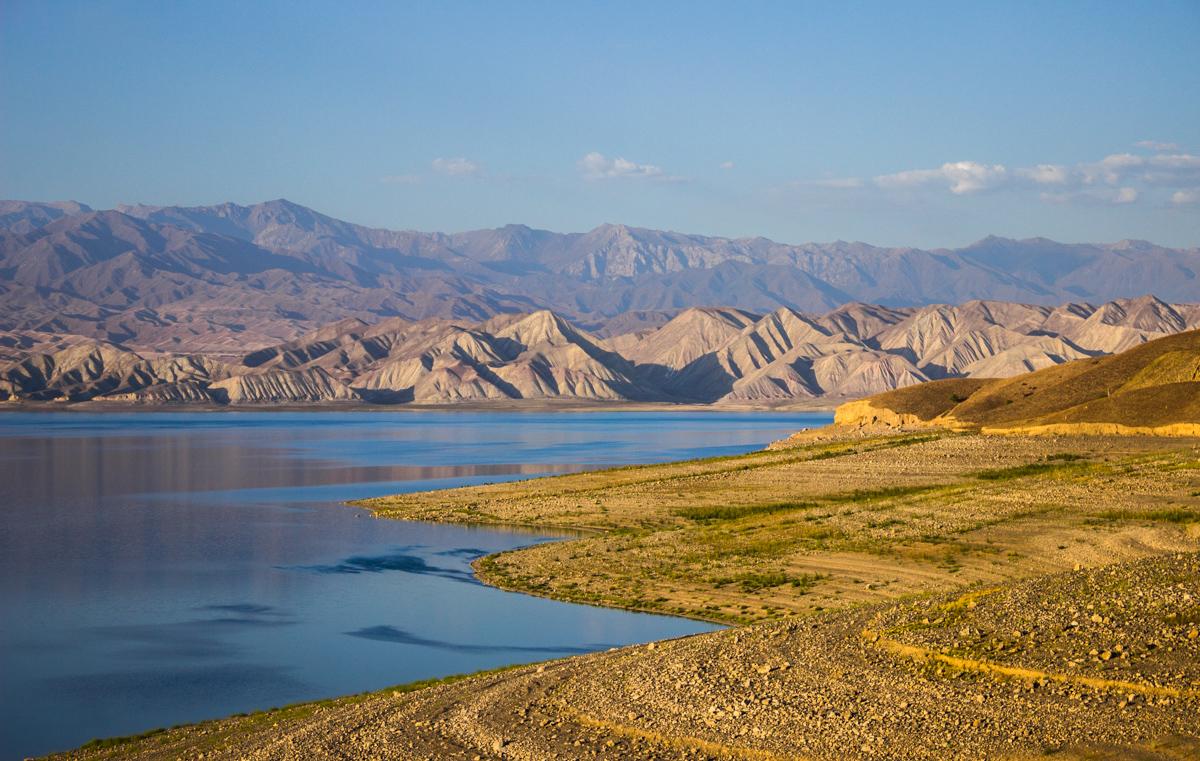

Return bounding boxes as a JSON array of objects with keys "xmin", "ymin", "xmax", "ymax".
[{"xmin": 0, "ymin": 410, "xmax": 831, "ymax": 758}]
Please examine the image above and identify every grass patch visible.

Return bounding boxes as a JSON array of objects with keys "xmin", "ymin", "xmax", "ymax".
[
  {"xmin": 677, "ymin": 500, "xmax": 816, "ymax": 522},
  {"xmin": 1094, "ymin": 508, "xmax": 1198, "ymax": 524},
  {"xmin": 971, "ymin": 461, "xmax": 1087, "ymax": 481},
  {"xmin": 713, "ymin": 571, "xmax": 827, "ymax": 593},
  {"xmin": 679, "ymin": 485, "xmax": 943, "ymax": 523},
  {"xmin": 823, "ymin": 484, "xmax": 944, "ymax": 504},
  {"xmin": 79, "ymin": 727, "xmax": 170, "ymax": 751}
]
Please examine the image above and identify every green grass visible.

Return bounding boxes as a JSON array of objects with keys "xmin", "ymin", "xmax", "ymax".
[
  {"xmin": 1094, "ymin": 508, "xmax": 1198, "ymax": 524},
  {"xmin": 971, "ymin": 460, "xmax": 1089, "ymax": 481},
  {"xmin": 822, "ymin": 484, "xmax": 944, "ymax": 504},
  {"xmin": 79, "ymin": 727, "xmax": 170, "ymax": 751},
  {"xmin": 713, "ymin": 571, "xmax": 827, "ymax": 593},
  {"xmin": 678, "ymin": 485, "xmax": 944, "ymax": 524},
  {"xmin": 677, "ymin": 500, "xmax": 817, "ymax": 522}
]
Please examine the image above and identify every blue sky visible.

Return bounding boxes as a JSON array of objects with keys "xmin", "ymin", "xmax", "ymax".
[{"xmin": 2, "ymin": 1, "xmax": 1198, "ymax": 246}]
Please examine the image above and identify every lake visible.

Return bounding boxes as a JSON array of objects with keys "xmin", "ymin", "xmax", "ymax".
[{"xmin": 0, "ymin": 410, "xmax": 831, "ymax": 758}]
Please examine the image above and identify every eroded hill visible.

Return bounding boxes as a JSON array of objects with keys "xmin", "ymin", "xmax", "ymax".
[
  {"xmin": 835, "ymin": 328, "xmax": 1200, "ymax": 435},
  {"xmin": 3, "ymin": 297, "xmax": 1198, "ymax": 405}
]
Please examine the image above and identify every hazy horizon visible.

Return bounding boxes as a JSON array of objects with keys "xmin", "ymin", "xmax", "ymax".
[{"xmin": 5, "ymin": 196, "xmax": 1197, "ymax": 251}]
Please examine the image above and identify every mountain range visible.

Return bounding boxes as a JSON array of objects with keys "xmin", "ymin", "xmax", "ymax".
[
  {"xmin": 3, "ymin": 296, "xmax": 1197, "ymax": 405},
  {"xmin": 2, "ymin": 198, "xmax": 1199, "ymax": 353}
]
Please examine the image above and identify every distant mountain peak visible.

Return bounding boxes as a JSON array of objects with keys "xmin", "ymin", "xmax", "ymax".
[{"xmin": 1, "ymin": 198, "xmax": 1197, "ymax": 357}]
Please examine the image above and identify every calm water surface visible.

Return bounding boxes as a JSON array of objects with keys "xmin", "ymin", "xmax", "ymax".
[{"xmin": 0, "ymin": 410, "xmax": 831, "ymax": 758}]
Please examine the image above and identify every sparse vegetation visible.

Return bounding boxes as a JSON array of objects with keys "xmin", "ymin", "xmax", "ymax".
[
  {"xmin": 677, "ymin": 500, "xmax": 817, "ymax": 523},
  {"xmin": 971, "ymin": 461, "xmax": 1087, "ymax": 481},
  {"xmin": 1094, "ymin": 508, "xmax": 1198, "ymax": 524},
  {"xmin": 358, "ymin": 430, "xmax": 1199, "ymax": 630},
  {"xmin": 713, "ymin": 571, "xmax": 826, "ymax": 593}
]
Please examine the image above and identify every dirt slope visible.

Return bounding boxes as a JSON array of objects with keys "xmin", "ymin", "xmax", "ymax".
[{"xmin": 836, "ymin": 329, "xmax": 1200, "ymax": 435}]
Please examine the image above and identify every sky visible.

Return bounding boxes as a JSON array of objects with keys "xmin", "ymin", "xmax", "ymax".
[{"xmin": 2, "ymin": 1, "xmax": 1199, "ymax": 247}]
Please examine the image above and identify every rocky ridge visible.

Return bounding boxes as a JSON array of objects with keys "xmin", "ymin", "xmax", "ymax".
[
  {"xmin": 2, "ymin": 296, "xmax": 1198, "ymax": 405},
  {"xmin": 3, "ymin": 199, "xmax": 1200, "ymax": 352}
]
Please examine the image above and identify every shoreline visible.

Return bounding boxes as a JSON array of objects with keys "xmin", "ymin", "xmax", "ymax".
[
  {"xmin": 45, "ymin": 516, "xmax": 717, "ymax": 759},
  {"xmin": 46, "ymin": 428, "xmax": 1200, "ymax": 759},
  {"xmin": 0, "ymin": 399, "xmax": 841, "ymax": 414}
]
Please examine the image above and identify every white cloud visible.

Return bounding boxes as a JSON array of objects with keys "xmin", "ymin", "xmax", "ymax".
[
  {"xmin": 719, "ymin": 161, "xmax": 735, "ymax": 170},
  {"xmin": 1114, "ymin": 187, "xmax": 1139, "ymax": 204},
  {"xmin": 857, "ymin": 146, "xmax": 1200, "ymax": 208},
  {"xmin": 1076, "ymin": 151, "xmax": 1200, "ymax": 188},
  {"xmin": 1040, "ymin": 186, "xmax": 1141, "ymax": 206},
  {"xmin": 1080, "ymin": 153, "xmax": 1144, "ymax": 185},
  {"xmin": 1016, "ymin": 164, "xmax": 1069, "ymax": 185},
  {"xmin": 1142, "ymin": 153, "xmax": 1200, "ymax": 187},
  {"xmin": 875, "ymin": 161, "xmax": 1008, "ymax": 194},
  {"xmin": 1150, "ymin": 153, "xmax": 1200, "ymax": 169},
  {"xmin": 1172, "ymin": 189, "xmax": 1200, "ymax": 206},
  {"xmin": 870, "ymin": 149, "xmax": 1194, "ymax": 196},
  {"xmin": 431, "ymin": 157, "xmax": 482, "ymax": 176},
  {"xmin": 873, "ymin": 167, "xmax": 941, "ymax": 189},
  {"xmin": 578, "ymin": 152, "xmax": 667, "ymax": 181},
  {"xmin": 1136, "ymin": 140, "xmax": 1180, "ymax": 152},
  {"xmin": 1075, "ymin": 155, "xmax": 1123, "ymax": 186}
]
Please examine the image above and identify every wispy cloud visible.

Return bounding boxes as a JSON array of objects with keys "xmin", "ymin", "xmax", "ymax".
[
  {"xmin": 1040, "ymin": 187, "xmax": 1140, "ymax": 206},
  {"xmin": 1173, "ymin": 189, "xmax": 1200, "ymax": 206},
  {"xmin": 848, "ymin": 147, "xmax": 1200, "ymax": 206},
  {"xmin": 1114, "ymin": 187, "xmax": 1139, "ymax": 204},
  {"xmin": 578, "ymin": 152, "xmax": 682, "ymax": 182},
  {"xmin": 1015, "ymin": 164, "xmax": 1069, "ymax": 185},
  {"xmin": 432, "ymin": 157, "xmax": 482, "ymax": 177},
  {"xmin": 874, "ymin": 161, "xmax": 1009, "ymax": 195},
  {"xmin": 719, "ymin": 161, "xmax": 735, "ymax": 170},
  {"xmin": 1135, "ymin": 140, "xmax": 1180, "ymax": 152},
  {"xmin": 1138, "ymin": 153, "xmax": 1200, "ymax": 187}
]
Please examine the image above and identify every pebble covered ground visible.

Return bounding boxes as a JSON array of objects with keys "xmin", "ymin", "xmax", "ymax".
[{"xmin": 55, "ymin": 554, "xmax": 1200, "ymax": 760}]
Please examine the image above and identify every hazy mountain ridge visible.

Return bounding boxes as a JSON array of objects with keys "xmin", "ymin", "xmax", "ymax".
[
  {"xmin": 3, "ymin": 296, "xmax": 1196, "ymax": 405},
  {"xmin": 2, "ymin": 199, "xmax": 1198, "ymax": 353}
]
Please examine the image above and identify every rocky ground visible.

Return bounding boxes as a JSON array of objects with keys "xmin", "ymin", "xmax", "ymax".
[
  {"xmin": 49, "ymin": 430, "xmax": 1200, "ymax": 760},
  {"xmin": 53, "ymin": 554, "xmax": 1200, "ymax": 760}
]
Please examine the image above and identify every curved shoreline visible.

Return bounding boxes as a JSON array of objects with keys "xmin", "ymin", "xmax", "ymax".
[{"xmin": 47, "ymin": 429, "xmax": 1200, "ymax": 759}]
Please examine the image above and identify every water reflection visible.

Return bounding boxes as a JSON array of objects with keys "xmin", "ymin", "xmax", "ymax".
[
  {"xmin": 0, "ymin": 410, "xmax": 829, "ymax": 758},
  {"xmin": 296, "ymin": 549, "xmax": 483, "ymax": 583},
  {"xmin": 1, "ymin": 431, "xmax": 583, "ymax": 501},
  {"xmin": 344, "ymin": 625, "xmax": 612, "ymax": 654}
]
